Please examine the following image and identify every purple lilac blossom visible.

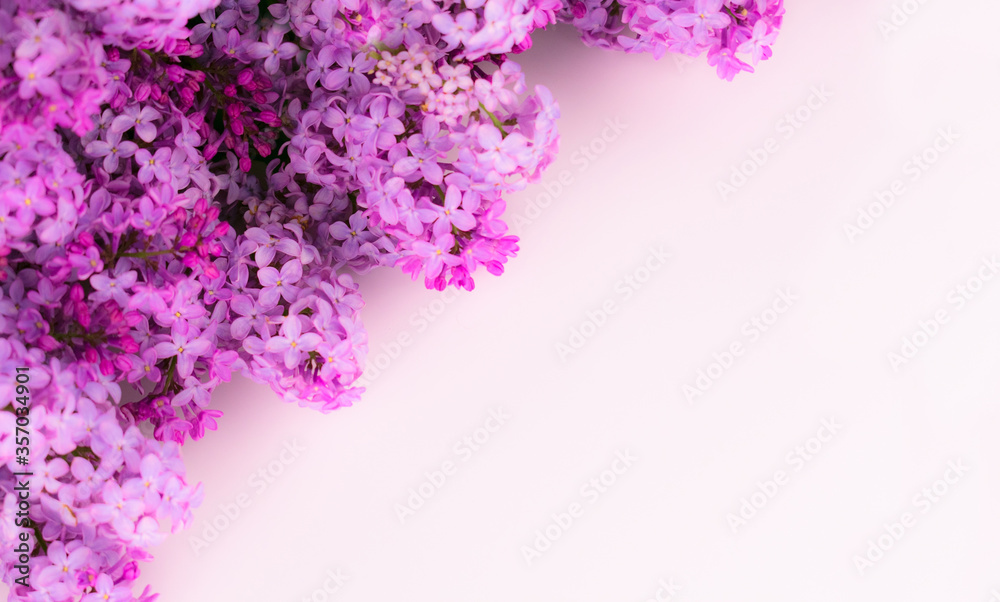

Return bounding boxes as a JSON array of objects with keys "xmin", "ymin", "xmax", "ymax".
[{"xmin": 0, "ymin": 0, "xmax": 781, "ymax": 599}]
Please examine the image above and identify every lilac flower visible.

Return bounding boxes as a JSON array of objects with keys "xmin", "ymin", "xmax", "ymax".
[
  {"xmin": 16, "ymin": 17, "xmax": 61, "ymax": 60},
  {"xmin": 154, "ymin": 330, "xmax": 213, "ymax": 378},
  {"xmin": 129, "ymin": 195, "xmax": 168, "ymax": 234},
  {"xmin": 432, "ymin": 11, "xmax": 478, "ymax": 48},
  {"xmin": 128, "ymin": 282, "xmax": 170, "ymax": 314},
  {"xmin": 111, "ymin": 104, "xmax": 162, "ymax": 143},
  {"xmin": 264, "ymin": 314, "xmax": 321, "ymax": 368},
  {"xmin": 247, "ymin": 27, "xmax": 298, "ymax": 74},
  {"xmin": 394, "ymin": 189, "xmax": 438, "ymax": 235},
  {"xmin": 85, "ymin": 130, "xmax": 139, "ymax": 173},
  {"xmin": 434, "ymin": 185, "xmax": 477, "ymax": 233},
  {"xmin": 13, "ymin": 54, "xmax": 59, "ymax": 98},
  {"xmin": 38, "ymin": 541, "xmax": 89, "ymax": 586},
  {"xmin": 393, "ymin": 142, "xmax": 444, "ymax": 184},
  {"xmin": 329, "ymin": 213, "xmax": 374, "ymax": 258},
  {"xmin": 477, "ymin": 125, "xmax": 529, "ymax": 174},
  {"xmin": 68, "ymin": 246, "xmax": 104, "ymax": 280},
  {"xmin": 737, "ymin": 20, "xmax": 778, "ymax": 64},
  {"xmin": 411, "ymin": 234, "xmax": 461, "ymax": 279},
  {"xmin": 671, "ymin": 0, "xmax": 731, "ymax": 41},
  {"xmin": 257, "ymin": 259, "xmax": 302, "ymax": 307},
  {"xmin": 128, "ymin": 349, "xmax": 162, "ymax": 383},
  {"xmin": 321, "ymin": 48, "xmax": 373, "ymax": 92},
  {"xmin": 12, "ymin": 177, "xmax": 55, "ymax": 220},
  {"xmin": 134, "ymin": 148, "xmax": 173, "ymax": 184},
  {"xmin": 82, "ymin": 574, "xmax": 133, "ymax": 602},
  {"xmin": 190, "ymin": 8, "xmax": 239, "ymax": 47},
  {"xmin": 90, "ymin": 481, "xmax": 144, "ymax": 536},
  {"xmin": 39, "ymin": 457, "xmax": 69, "ymax": 493},
  {"xmin": 90, "ymin": 269, "xmax": 137, "ymax": 306}
]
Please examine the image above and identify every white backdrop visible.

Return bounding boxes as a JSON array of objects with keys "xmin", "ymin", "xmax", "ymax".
[{"xmin": 8, "ymin": 0, "xmax": 1000, "ymax": 600}]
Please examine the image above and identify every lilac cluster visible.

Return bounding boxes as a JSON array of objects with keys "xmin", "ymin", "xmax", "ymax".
[
  {"xmin": 565, "ymin": 0, "xmax": 785, "ymax": 80},
  {"xmin": 0, "ymin": 0, "xmax": 781, "ymax": 598}
]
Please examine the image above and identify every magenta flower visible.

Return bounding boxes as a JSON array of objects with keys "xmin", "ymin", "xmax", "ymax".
[
  {"xmin": 82, "ymin": 574, "xmax": 133, "ymax": 602},
  {"xmin": 127, "ymin": 349, "xmax": 162, "ymax": 383},
  {"xmin": 434, "ymin": 185, "xmax": 477, "ymax": 233},
  {"xmin": 111, "ymin": 104, "xmax": 162, "ymax": 143},
  {"xmin": 91, "ymin": 481, "xmax": 144, "ymax": 536},
  {"xmin": 477, "ymin": 125, "xmax": 529, "ymax": 174},
  {"xmin": 672, "ymin": 0, "xmax": 731, "ymax": 41},
  {"xmin": 70, "ymin": 457, "xmax": 103, "ymax": 501},
  {"xmin": 264, "ymin": 314, "xmax": 322, "ymax": 369},
  {"xmin": 154, "ymin": 330, "xmax": 212, "ymax": 378},
  {"xmin": 12, "ymin": 177, "xmax": 55, "ymax": 220},
  {"xmin": 432, "ymin": 11, "xmax": 477, "ymax": 48},
  {"xmin": 257, "ymin": 259, "xmax": 302, "ymax": 308},
  {"xmin": 68, "ymin": 246, "xmax": 104, "ymax": 280},
  {"xmin": 128, "ymin": 282, "xmax": 170, "ymax": 314},
  {"xmin": 85, "ymin": 130, "xmax": 139, "ymax": 172},
  {"xmin": 394, "ymin": 189, "xmax": 438, "ymax": 235},
  {"xmin": 129, "ymin": 195, "xmax": 167, "ymax": 233},
  {"xmin": 737, "ymin": 20, "xmax": 778, "ymax": 64},
  {"xmin": 329, "ymin": 213, "xmax": 373, "ymax": 258},
  {"xmin": 90, "ymin": 268, "xmax": 137, "ymax": 306},
  {"xmin": 38, "ymin": 541, "xmax": 90, "ymax": 587},
  {"xmin": 41, "ymin": 487, "xmax": 80, "ymax": 527},
  {"xmin": 247, "ymin": 27, "xmax": 298, "ymax": 74},
  {"xmin": 37, "ymin": 457, "xmax": 69, "ymax": 494},
  {"xmin": 190, "ymin": 8, "xmax": 239, "ymax": 47},
  {"xmin": 134, "ymin": 148, "xmax": 172, "ymax": 184},
  {"xmin": 411, "ymin": 233, "xmax": 461, "ymax": 279},
  {"xmin": 13, "ymin": 54, "xmax": 59, "ymax": 98},
  {"xmin": 321, "ymin": 48, "xmax": 373, "ymax": 93}
]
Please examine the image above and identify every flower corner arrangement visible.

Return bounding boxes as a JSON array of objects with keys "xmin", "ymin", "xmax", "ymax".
[{"xmin": 0, "ymin": 0, "xmax": 782, "ymax": 598}]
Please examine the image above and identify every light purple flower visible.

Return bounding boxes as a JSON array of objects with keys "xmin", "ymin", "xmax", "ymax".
[
  {"xmin": 257, "ymin": 259, "xmax": 302, "ymax": 307},
  {"xmin": 134, "ymin": 148, "xmax": 172, "ymax": 184},
  {"xmin": 190, "ymin": 8, "xmax": 238, "ymax": 46},
  {"xmin": 154, "ymin": 330, "xmax": 212, "ymax": 378},
  {"xmin": 82, "ymin": 574, "xmax": 132, "ymax": 602},
  {"xmin": 13, "ymin": 54, "xmax": 59, "ymax": 98},
  {"xmin": 85, "ymin": 129, "xmax": 139, "ymax": 173},
  {"xmin": 264, "ymin": 314, "xmax": 321, "ymax": 369},
  {"xmin": 411, "ymin": 233, "xmax": 461, "ymax": 279},
  {"xmin": 672, "ymin": 0, "xmax": 731, "ymax": 41},
  {"xmin": 247, "ymin": 27, "xmax": 298, "ymax": 74},
  {"xmin": 434, "ymin": 185, "xmax": 477, "ymax": 233},
  {"xmin": 111, "ymin": 104, "xmax": 162, "ymax": 143},
  {"xmin": 90, "ymin": 268, "xmax": 137, "ymax": 306}
]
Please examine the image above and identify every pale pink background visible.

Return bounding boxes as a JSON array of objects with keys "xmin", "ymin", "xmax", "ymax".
[{"xmin": 8, "ymin": 0, "xmax": 1000, "ymax": 600}]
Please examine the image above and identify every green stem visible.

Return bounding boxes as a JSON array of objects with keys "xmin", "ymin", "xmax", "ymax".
[
  {"xmin": 479, "ymin": 103, "xmax": 506, "ymax": 135},
  {"xmin": 160, "ymin": 356, "xmax": 178, "ymax": 395},
  {"xmin": 117, "ymin": 249, "xmax": 178, "ymax": 259}
]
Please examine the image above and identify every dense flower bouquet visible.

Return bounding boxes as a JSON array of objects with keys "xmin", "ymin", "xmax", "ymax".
[{"xmin": 0, "ymin": 0, "xmax": 782, "ymax": 599}]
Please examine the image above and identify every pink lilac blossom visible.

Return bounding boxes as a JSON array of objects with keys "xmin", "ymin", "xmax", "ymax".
[{"xmin": 0, "ymin": 0, "xmax": 781, "ymax": 599}]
